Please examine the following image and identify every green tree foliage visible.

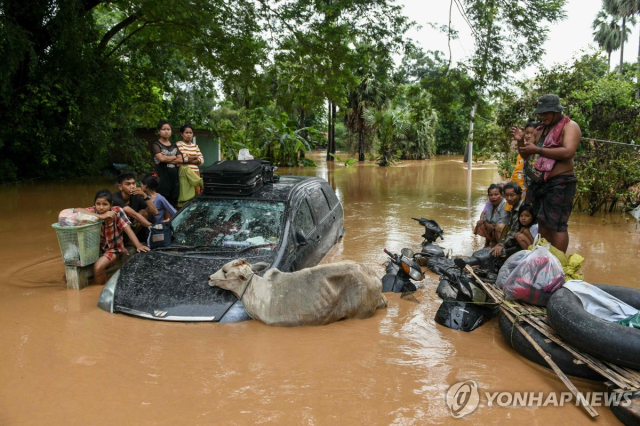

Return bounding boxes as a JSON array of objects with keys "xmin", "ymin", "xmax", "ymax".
[
  {"xmin": 496, "ymin": 52, "xmax": 640, "ymax": 214},
  {"xmin": 0, "ymin": 0, "xmax": 264, "ymax": 181},
  {"xmin": 344, "ymin": 43, "xmax": 396, "ymax": 161},
  {"xmin": 592, "ymin": 9, "xmax": 628, "ymax": 69},
  {"xmin": 603, "ymin": 0, "xmax": 640, "ymax": 73},
  {"xmin": 363, "ymin": 84, "xmax": 438, "ymax": 166},
  {"xmin": 461, "ymin": 0, "xmax": 567, "ymax": 92}
]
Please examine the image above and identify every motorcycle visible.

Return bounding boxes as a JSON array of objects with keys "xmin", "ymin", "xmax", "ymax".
[
  {"xmin": 381, "ymin": 248, "xmax": 424, "ymax": 293},
  {"xmin": 433, "ymin": 257, "xmax": 499, "ymax": 332},
  {"xmin": 412, "ymin": 217, "xmax": 446, "ymax": 262}
]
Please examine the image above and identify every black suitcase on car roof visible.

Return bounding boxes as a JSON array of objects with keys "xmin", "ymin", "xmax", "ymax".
[{"xmin": 202, "ymin": 160, "xmax": 263, "ymax": 196}]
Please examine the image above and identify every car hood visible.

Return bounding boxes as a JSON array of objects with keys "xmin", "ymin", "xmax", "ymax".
[{"xmin": 112, "ymin": 250, "xmax": 273, "ymax": 321}]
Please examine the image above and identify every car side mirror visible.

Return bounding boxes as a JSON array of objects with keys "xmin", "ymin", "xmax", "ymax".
[{"xmin": 295, "ymin": 231, "xmax": 307, "ymax": 246}]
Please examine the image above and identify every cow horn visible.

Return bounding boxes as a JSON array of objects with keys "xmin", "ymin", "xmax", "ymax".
[{"xmin": 250, "ymin": 262, "xmax": 269, "ymax": 273}]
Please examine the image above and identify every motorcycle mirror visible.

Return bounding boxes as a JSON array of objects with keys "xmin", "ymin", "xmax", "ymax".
[{"xmin": 401, "ymin": 248, "xmax": 415, "ymax": 258}]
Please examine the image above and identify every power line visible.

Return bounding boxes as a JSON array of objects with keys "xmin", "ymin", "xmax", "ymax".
[
  {"xmin": 452, "ymin": 0, "xmax": 478, "ymax": 38},
  {"xmin": 581, "ymin": 137, "xmax": 639, "ymax": 148}
]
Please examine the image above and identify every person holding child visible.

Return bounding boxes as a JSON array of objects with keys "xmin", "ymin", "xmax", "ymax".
[
  {"xmin": 511, "ymin": 94, "xmax": 580, "ymax": 253},
  {"xmin": 75, "ymin": 190, "xmax": 150, "ymax": 285}
]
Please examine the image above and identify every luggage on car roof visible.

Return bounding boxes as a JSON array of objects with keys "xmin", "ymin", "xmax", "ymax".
[{"xmin": 202, "ymin": 159, "xmax": 278, "ymax": 196}]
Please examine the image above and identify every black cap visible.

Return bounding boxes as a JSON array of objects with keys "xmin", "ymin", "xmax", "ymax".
[{"xmin": 533, "ymin": 94, "xmax": 564, "ymax": 114}]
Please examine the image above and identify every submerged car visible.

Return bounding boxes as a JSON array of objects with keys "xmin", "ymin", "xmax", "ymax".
[{"xmin": 98, "ymin": 176, "xmax": 345, "ymax": 322}]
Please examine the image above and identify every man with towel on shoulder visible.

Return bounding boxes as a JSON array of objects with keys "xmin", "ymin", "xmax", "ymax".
[{"xmin": 510, "ymin": 94, "xmax": 581, "ymax": 253}]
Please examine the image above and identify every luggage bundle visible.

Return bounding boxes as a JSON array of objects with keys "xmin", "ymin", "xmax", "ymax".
[{"xmin": 202, "ymin": 160, "xmax": 278, "ymax": 196}]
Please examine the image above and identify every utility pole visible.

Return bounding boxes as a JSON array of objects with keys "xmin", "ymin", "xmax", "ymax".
[{"xmin": 467, "ymin": 104, "xmax": 477, "ymax": 170}]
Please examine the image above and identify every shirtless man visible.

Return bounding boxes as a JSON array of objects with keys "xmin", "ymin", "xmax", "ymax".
[{"xmin": 511, "ymin": 94, "xmax": 581, "ymax": 253}]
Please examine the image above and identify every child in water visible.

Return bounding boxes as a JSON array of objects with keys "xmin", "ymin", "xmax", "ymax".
[
  {"xmin": 515, "ymin": 204, "xmax": 537, "ymax": 250},
  {"xmin": 76, "ymin": 190, "xmax": 150, "ymax": 285}
]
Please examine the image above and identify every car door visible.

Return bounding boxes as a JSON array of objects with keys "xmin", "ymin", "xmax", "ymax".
[
  {"xmin": 307, "ymin": 184, "xmax": 333, "ymax": 261},
  {"xmin": 320, "ymin": 183, "xmax": 344, "ymax": 242},
  {"xmin": 289, "ymin": 196, "xmax": 317, "ymax": 270}
]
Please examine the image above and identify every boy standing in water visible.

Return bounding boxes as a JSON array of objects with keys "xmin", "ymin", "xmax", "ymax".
[{"xmin": 75, "ymin": 190, "xmax": 150, "ymax": 285}]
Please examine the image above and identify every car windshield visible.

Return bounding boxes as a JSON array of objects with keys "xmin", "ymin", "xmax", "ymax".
[{"xmin": 171, "ymin": 199, "xmax": 286, "ymax": 249}]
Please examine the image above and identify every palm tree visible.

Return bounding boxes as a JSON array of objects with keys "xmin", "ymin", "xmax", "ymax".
[
  {"xmin": 363, "ymin": 106, "xmax": 410, "ymax": 166},
  {"xmin": 593, "ymin": 10, "xmax": 624, "ymax": 69},
  {"xmin": 604, "ymin": 0, "xmax": 640, "ymax": 73}
]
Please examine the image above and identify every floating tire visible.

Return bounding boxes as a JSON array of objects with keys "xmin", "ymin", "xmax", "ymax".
[
  {"xmin": 547, "ymin": 284, "xmax": 640, "ymax": 370},
  {"xmin": 608, "ymin": 384, "xmax": 640, "ymax": 426},
  {"xmin": 498, "ymin": 313, "xmax": 604, "ymax": 381}
]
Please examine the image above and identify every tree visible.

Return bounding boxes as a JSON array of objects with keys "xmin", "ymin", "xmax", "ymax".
[
  {"xmin": 0, "ymin": 0, "xmax": 265, "ymax": 181},
  {"xmin": 457, "ymin": 0, "xmax": 567, "ymax": 161},
  {"xmin": 344, "ymin": 43, "xmax": 395, "ymax": 161},
  {"xmin": 603, "ymin": 0, "xmax": 640, "ymax": 73},
  {"xmin": 255, "ymin": 0, "xmax": 411, "ymax": 161},
  {"xmin": 592, "ymin": 10, "xmax": 625, "ymax": 69}
]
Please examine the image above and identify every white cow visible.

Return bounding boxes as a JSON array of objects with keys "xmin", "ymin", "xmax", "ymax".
[{"xmin": 208, "ymin": 259, "xmax": 387, "ymax": 327}]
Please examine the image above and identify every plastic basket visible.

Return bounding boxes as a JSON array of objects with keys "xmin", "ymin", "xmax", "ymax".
[{"xmin": 51, "ymin": 222, "xmax": 103, "ymax": 266}]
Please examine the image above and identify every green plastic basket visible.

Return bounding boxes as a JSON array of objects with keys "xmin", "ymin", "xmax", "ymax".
[{"xmin": 51, "ymin": 221, "xmax": 103, "ymax": 266}]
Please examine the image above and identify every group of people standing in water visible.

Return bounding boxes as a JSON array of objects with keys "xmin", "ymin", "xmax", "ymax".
[
  {"xmin": 475, "ymin": 94, "xmax": 581, "ymax": 256},
  {"xmin": 74, "ymin": 120, "xmax": 207, "ymax": 285}
]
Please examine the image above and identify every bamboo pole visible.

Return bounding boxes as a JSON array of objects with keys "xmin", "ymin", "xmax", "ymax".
[
  {"xmin": 499, "ymin": 308, "xmax": 599, "ymax": 418},
  {"xmin": 517, "ymin": 300, "xmax": 640, "ymax": 386},
  {"xmin": 468, "ymin": 267, "xmax": 637, "ymax": 390}
]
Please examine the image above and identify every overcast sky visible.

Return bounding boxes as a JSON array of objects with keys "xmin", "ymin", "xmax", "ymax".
[{"xmin": 398, "ymin": 0, "xmax": 639, "ymax": 77}]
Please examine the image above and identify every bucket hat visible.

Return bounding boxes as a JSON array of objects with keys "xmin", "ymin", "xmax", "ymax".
[{"xmin": 533, "ymin": 94, "xmax": 564, "ymax": 114}]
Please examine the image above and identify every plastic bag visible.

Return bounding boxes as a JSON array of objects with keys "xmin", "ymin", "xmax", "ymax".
[
  {"xmin": 616, "ymin": 313, "xmax": 640, "ymax": 329},
  {"xmin": 496, "ymin": 250, "xmax": 530, "ymax": 289},
  {"xmin": 503, "ymin": 243, "xmax": 565, "ymax": 306},
  {"xmin": 57, "ymin": 209, "xmax": 100, "ymax": 226},
  {"xmin": 528, "ymin": 237, "xmax": 584, "ymax": 281},
  {"xmin": 238, "ymin": 149, "xmax": 254, "ymax": 160}
]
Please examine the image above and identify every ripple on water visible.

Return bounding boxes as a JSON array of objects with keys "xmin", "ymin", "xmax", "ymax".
[{"xmin": 0, "ymin": 154, "xmax": 635, "ymax": 425}]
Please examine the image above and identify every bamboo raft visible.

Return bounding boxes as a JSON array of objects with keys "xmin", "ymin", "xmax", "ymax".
[{"xmin": 465, "ymin": 266, "xmax": 640, "ymax": 418}]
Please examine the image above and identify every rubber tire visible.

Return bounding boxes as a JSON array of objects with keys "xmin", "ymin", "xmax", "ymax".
[
  {"xmin": 608, "ymin": 384, "xmax": 640, "ymax": 426},
  {"xmin": 498, "ymin": 313, "xmax": 604, "ymax": 381},
  {"xmin": 547, "ymin": 284, "xmax": 640, "ymax": 370}
]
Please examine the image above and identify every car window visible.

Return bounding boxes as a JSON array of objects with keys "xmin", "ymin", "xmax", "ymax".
[
  {"xmin": 294, "ymin": 199, "xmax": 314, "ymax": 236},
  {"xmin": 171, "ymin": 199, "xmax": 285, "ymax": 248},
  {"xmin": 321, "ymin": 185, "xmax": 339, "ymax": 209},
  {"xmin": 309, "ymin": 187, "xmax": 330, "ymax": 220}
]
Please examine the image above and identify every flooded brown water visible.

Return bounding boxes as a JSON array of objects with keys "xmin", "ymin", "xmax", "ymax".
[{"xmin": 1, "ymin": 153, "xmax": 639, "ymax": 425}]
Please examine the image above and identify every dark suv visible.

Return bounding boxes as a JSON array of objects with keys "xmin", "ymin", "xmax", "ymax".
[{"xmin": 97, "ymin": 176, "xmax": 345, "ymax": 323}]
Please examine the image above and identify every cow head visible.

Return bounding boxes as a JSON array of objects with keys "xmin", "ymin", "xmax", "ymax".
[{"xmin": 208, "ymin": 258, "xmax": 256, "ymax": 295}]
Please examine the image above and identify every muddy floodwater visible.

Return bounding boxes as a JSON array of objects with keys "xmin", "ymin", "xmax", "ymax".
[{"xmin": 1, "ymin": 153, "xmax": 639, "ymax": 425}]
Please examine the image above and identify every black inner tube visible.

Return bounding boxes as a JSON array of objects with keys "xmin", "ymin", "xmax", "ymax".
[
  {"xmin": 547, "ymin": 284, "xmax": 640, "ymax": 370},
  {"xmin": 498, "ymin": 312, "xmax": 605, "ymax": 381}
]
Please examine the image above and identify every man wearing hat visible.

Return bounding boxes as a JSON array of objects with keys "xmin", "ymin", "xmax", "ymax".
[{"xmin": 510, "ymin": 94, "xmax": 581, "ymax": 253}]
